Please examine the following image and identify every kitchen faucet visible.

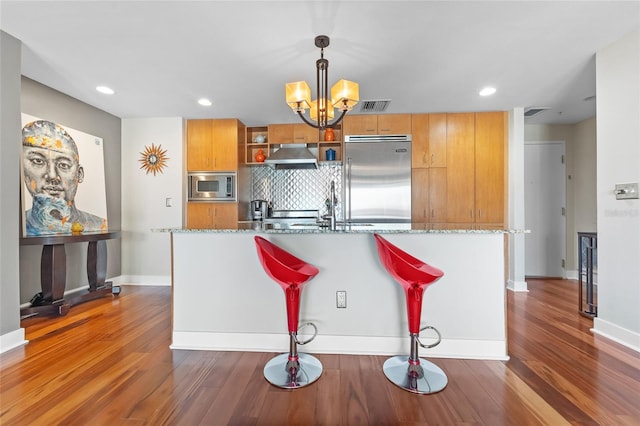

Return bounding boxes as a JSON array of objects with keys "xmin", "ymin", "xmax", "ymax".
[{"xmin": 328, "ymin": 180, "xmax": 337, "ymax": 231}]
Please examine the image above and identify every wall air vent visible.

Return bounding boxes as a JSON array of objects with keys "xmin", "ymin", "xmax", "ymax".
[
  {"xmin": 359, "ymin": 99, "xmax": 391, "ymax": 113},
  {"xmin": 524, "ymin": 107, "xmax": 550, "ymax": 118}
]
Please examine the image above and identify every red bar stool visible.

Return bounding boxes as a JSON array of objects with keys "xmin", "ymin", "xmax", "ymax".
[
  {"xmin": 373, "ymin": 233, "xmax": 447, "ymax": 394},
  {"xmin": 254, "ymin": 236, "xmax": 322, "ymax": 389}
]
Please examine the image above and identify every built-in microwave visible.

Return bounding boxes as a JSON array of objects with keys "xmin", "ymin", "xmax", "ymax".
[{"xmin": 188, "ymin": 172, "xmax": 237, "ymax": 201}]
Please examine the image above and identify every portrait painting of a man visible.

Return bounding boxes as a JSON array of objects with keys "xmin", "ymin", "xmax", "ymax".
[{"xmin": 20, "ymin": 115, "xmax": 108, "ymax": 237}]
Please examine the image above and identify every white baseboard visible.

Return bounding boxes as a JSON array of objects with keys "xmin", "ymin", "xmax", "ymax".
[
  {"xmin": 0, "ymin": 328, "xmax": 27, "ymax": 354},
  {"xmin": 565, "ymin": 269, "xmax": 578, "ymax": 280},
  {"xmin": 592, "ymin": 318, "xmax": 640, "ymax": 353},
  {"xmin": 111, "ymin": 275, "xmax": 171, "ymax": 286},
  {"xmin": 506, "ymin": 279, "xmax": 528, "ymax": 292},
  {"xmin": 170, "ymin": 331, "xmax": 509, "ymax": 360}
]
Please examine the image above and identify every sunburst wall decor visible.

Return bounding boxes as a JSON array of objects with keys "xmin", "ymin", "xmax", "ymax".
[{"xmin": 139, "ymin": 143, "xmax": 169, "ymax": 175}]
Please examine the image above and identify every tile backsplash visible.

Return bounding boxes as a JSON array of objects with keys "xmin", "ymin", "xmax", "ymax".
[{"xmin": 251, "ymin": 164, "xmax": 343, "ymax": 219}]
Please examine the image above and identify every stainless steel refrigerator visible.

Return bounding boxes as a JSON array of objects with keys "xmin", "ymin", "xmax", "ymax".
[{"xmin": 343, "ymin": 134, "xmax": 412, "ymax": 223}]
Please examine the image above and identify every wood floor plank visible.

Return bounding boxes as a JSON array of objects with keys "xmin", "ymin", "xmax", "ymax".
[{"xmin": 1, "ymin": 280, "xmax": 639, "ymax": 425}]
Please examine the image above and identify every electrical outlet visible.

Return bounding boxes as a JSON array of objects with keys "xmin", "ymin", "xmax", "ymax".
[{"xmin": 336, "ymin": 291, "xmax": 347, "ymax": 308}]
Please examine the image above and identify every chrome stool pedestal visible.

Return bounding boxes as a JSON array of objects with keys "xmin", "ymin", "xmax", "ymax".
[
  {"xmin": 383, "ymin": 330, "xmax": 447, "ymax": 394},
  {"xmin": 263, "ymin": 323, "xmax": 322, "ymax": 389}
]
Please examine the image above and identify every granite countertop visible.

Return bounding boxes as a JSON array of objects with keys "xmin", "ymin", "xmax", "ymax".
[{"xmin": 154, "ymin": 222, "xmax": 529, "ymax": 234}]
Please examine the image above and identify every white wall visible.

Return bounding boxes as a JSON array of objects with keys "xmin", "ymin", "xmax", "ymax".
[
  {"xmin": 120, "ymin": 118, "xmax": 184, "ymax": 285},
  {"xmin": 594, "ymin": 30, "xmax": 640, "ymax": 351}
]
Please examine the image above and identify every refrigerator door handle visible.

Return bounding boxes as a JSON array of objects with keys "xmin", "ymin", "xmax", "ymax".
[{"xmin": 346, "ymin": 157, "xmax": 352, "ymax": 222}]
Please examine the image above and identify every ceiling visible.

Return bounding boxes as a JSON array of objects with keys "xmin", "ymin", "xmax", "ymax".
[{"xmin": 2, "ymin": 1, "xmax": 638, "ymax": 126}]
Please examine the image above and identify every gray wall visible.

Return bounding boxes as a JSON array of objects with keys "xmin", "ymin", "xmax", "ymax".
[
  {"xmin": 0, "ymin": 31, "xmax": 22, "ymax": 338},
  {"xmin": 19, "ymin": 77, "xmax": 122, "ymax": 302}
]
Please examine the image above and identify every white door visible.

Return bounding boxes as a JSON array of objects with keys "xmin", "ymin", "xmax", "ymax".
[{"xmin": 524, "ymin": 142, "xmax": 566, "ymax": 277}]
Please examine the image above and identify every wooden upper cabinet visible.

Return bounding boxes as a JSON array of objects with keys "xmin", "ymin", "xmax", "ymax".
[
  {"xmin": 213, "ymin": 119, "xmax": 240, "ymax": 171},
  {"xmin": 412, "ymin": 113, "xmax": 446, "ymax": 168},
  {"xmin": 187, "ymin": 120, "xmax": 214, "ymax": 171},
  {"xmin": 428, "ymin": 114, "xmax": 447, "ymax": 167},
  {"xmin": 343, "ymin": 115, "xmax": 378, "ymax": 135},
  {"xmin": 343, "ymin": 114, "xmax": 412, "ymax": 135},
  {"xmin": 446, "ymin": 113, "xmax": 476, "ymax": 223},
  {"xmin": 292, "ymin": 123, "xmax": 320, "ymax": 142},
  {"xmin": 187, "ymin": 119, "xmax": 241, "ymax": 171},
  {"xmin": 377, "ymin": 114, "xmax": 411, "ymax": 134},
  {"xmin": 411, "ymin": 114, "xmax": 429, "ymax": 168},
  {"xmin": 268, "ymin": 124, "xmax": 294, "ymax": 144},
  {"xmin": 475, "ymin": 112, "xmax": 506, "ymax": 224},
  {"xmin": 267, "ymin": 123, "xmax": 320, "ymax": 144}
]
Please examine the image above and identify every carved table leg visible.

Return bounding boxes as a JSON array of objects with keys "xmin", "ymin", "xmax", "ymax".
[
  {"xmin": 42, "ymin": 244, "xmax": 66, "ymax": 302},
  {"xmin": 87, "ymin": 240, "xmax": 107, "ymax": 290},
  {"xmin": 68, "ymin": 239, "xmax": 120, "ymax": 306},
  {"xmin": 20, "ymin": 244, "xmax": 70, "ymax": 318}
]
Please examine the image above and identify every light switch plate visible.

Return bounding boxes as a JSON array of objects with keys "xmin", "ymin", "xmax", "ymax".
[
  {"xmin": 615, "ymin": 183, "xmax": 639, "ymax": 200},
  {"xmin": 336, "ymin": 291, "xmax": 347, "ymax": 308}
]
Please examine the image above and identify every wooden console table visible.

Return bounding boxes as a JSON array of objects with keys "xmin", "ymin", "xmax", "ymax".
[{"xmin": 20, "ymin": 231, "xmax": 121, "ymax": 318}]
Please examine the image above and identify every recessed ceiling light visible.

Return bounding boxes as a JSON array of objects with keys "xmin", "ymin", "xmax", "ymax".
[
  {"xmin": 479, "ymin": 87, "xmax": 496, "ymax": 97},
  {"xmin": 96, "ymin": 86, "xmax": 114, "ymax": 95},
  {"xmin": 198, "ymin": 98, "xmax": 212, "ymax": 107}
]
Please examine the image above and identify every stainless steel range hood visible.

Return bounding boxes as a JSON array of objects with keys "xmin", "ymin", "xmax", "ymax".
[{"xmin": 264, "ymin": 144, "xmax": 318, "ymax": 170}]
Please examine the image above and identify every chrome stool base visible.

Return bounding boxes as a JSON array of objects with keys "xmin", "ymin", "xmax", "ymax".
[
  {"xmin": 383, "ymin": 355, "xmax": 448, "ymax": 394},
  {"xmin": 263, "ymin": 353, "xmax": 323, "ymax": 389}
]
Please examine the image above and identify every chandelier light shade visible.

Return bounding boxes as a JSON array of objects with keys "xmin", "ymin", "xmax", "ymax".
[
  {"xmin": 309, "ymin": 98, "xmax": 335, "ymax": 121},
  {"xmin": 285, "ymin": 81, "xmax": 311, "ymax": 111},
  {"xmin": 285, "ymin": 35, "xmax": 359, "ymax": 130}
]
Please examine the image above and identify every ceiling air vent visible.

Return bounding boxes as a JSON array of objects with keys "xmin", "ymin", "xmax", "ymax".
[
  {"xmin": 524, "ymin": 107, "xmax": 550, "ymax": 118},
  {"xmin": 359, "ymin": 99, "xmax": 391, "ymax": 113}
]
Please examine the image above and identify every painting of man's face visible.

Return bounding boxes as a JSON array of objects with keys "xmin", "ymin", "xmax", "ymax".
[
  {"xmin": 22, "ymin": 121, "xmax": 84, "ymax": 205},
  {"xmin": 20, "ymin": 115, "xmax": 108, "ymax": 237}
]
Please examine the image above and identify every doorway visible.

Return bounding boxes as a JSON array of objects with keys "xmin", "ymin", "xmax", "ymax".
[{"xmin": 524, "ymin": 142, "xmax": 566, "ymax": 278}]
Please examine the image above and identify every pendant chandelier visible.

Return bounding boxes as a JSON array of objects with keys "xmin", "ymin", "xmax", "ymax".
[{"xmin": 285, "ymin": 35, "xmax": 359, "ymax": 130}]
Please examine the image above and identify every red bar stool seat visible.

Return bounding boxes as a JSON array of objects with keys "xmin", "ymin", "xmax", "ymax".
[
  {"xmin": 373, "ymin": 234, "xmax": 447, "ymax": 394},
  {"xmin": 254, "ymin": 236, "xmax": 322, "ymax": 389}
]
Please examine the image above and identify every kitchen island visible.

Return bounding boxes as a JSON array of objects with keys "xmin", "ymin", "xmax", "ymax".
[{"xmin": 167, "ymin": 225, "xmax": 519, "ymax": 360}]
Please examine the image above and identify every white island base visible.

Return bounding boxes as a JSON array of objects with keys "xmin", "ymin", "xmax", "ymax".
[{"xmin": 170, "ymin": 230, "xmax": 509, "ymax": 360}]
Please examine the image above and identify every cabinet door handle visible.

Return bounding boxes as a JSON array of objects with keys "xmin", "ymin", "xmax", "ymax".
[
  {"xmin": 478, "ymin": 209, "xmax": 482, "ymax": 219},
  {"xmin": 431, "ymin": 209, "xmax": 434, "ymax": 218},
  {"xmin": 470, "ymin": 209, "xmax": 474, "ymax": 219},
  {"xmin": 431, "ymin": 153, "xmax": 435, "ymax": 165},
  {"xmin": 422, "ymin": 153, "xmax": 427, "ymax": 165}
]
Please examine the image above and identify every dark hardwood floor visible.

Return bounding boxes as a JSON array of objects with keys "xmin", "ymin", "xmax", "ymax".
[{"xmin": 1, "ymin": 279, "xmax": 639, "ymax": 425}]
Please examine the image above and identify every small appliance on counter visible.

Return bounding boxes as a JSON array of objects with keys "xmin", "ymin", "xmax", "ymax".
[{"xmin": 251, "ymin": 200, "xmax": 268, "ymax": 221}]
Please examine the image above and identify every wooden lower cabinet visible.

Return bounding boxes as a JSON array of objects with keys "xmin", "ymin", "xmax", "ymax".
[
  {"xmin": 187, "ymin": 203, "xmax": 238, "ymax": 229},
  {"xmin": 412, "ymin": 167, "xmax": 447, "ymax": 224}
]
